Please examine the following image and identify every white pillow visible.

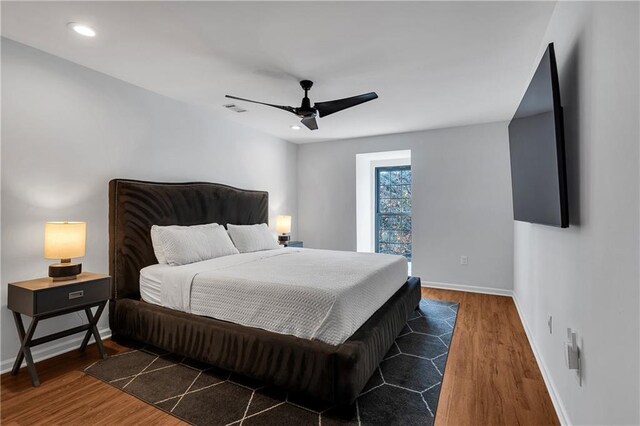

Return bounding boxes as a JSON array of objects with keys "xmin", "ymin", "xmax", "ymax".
[
  {"xmin": 150, "ymin": 223, "xmax": 239, "ymax": 266},
  {"xmin": 226, "ymin": 223, "xmax": 280, "ymax": 253},
  {"xmin": 150, "ymin": 225, "xmax": 170, "ymax": 264}
]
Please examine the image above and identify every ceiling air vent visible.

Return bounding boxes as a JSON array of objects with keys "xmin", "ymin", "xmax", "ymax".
[{"xmin": 223, "ymin": 103, "xmax": 247, "ymax": 113}]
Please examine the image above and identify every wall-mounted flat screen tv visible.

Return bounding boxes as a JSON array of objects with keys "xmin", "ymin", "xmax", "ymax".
[{"xmin": 508, "ymin": 42, "xmax": 569, "ymax": 228}]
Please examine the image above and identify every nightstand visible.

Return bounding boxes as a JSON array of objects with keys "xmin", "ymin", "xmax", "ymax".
[
  {"xmin": 7, "ymin": 272, "xmax": 111, "ymax": 386},
  {"xmin": 283, "ymin": 241, "xmax": 303, "ymax": 248}
]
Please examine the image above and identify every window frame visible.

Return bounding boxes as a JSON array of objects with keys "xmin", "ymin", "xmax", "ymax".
[{"xmin": 374, "ymin": 165, "xmax": 412, "ymax": 260}]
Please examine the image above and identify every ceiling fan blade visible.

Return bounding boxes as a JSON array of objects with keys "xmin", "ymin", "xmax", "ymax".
[
  {"xmin": 301, "ymin": 117, "xmax": 319, "ymax": 130},
  {"xmin": 225, "ymin": 95, "xmax": 296, "ymax": 114},
  {"xmin": 314, "ymin": 92, "xmax": 378, "ymax": 118}
]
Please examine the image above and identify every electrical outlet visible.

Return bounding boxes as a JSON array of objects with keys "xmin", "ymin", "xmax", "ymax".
[
  {"xmin": 547, "ymin": 314, "xmax": 553, "ymax": 334},
  {"xmin": 460, "ymin": 256, "xmax": 468, "ymax": 265}
]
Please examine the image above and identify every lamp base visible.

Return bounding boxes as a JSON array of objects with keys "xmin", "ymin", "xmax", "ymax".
[
  {"xmin": 278, "ymin": 234, "xmax": 290, "ymax": 245},
  {"xmin": 49, "ymin": 262, "xmax": 82, "ymax": 281}
]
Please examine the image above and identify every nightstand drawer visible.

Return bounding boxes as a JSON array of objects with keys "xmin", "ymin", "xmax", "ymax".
[{"xmin": 35, "ymin": 280, "xmax": 109, "ymax": 315}]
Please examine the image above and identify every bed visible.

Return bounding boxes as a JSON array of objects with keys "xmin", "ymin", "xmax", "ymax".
[{"xmin": 109, "ymin": 179, "xmax": 421, "ymax": 405}]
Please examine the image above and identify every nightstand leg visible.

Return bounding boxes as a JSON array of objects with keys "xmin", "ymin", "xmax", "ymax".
[
  {"xmin": 11, "ymin": 312, "xmax": 40, "ymax": 386},
  {"xmin": 79, "ymin": 302, "xmax": 107, "ymax": 359},
  {"xmin": 11, "ymin": 312, "xmax": 26, "ymax": 373}
]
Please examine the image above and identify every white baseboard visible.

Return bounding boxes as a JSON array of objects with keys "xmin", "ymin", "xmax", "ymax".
[
  {"xmin": 423, "ymin": 280, "xmax": 513, "ymax": 297},
  {"xmin": 512, "ymin": 294, "xmax": 570, "ymax": 425},
  {"xmin": 0, "ymin": 327, "xmax": 111, "ymax": 374}
]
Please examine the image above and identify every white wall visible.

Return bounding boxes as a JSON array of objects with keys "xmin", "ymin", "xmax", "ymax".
[
  {"xmin": 0, "ymin": 39, "xmax": 298, "ymax": 370},
  {"xmin": 512, "ymin": 2, "xmax": 639, "ymax": 425},
  {"xmin": 298, "ymin": 122, "xmax": 514, "ymax": 292}
]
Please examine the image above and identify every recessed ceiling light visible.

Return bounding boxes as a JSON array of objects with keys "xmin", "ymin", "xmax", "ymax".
[
  {"xmin": 290, "ymin": 125, "xmax": 301, "ymax": 130},
  {"xmin": 68, "ymin": 23, "xmax": 96, "ymax": 37}
]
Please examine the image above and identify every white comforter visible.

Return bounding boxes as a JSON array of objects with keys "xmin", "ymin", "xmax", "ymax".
[{"xmin": 159, "ymin": 248, "xmax": 408, "ymax": 345}]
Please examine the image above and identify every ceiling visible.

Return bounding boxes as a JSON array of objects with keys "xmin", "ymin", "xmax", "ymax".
[{"xmin": 1, "ymin": 1, "xmax": 556, "ymax": 143}]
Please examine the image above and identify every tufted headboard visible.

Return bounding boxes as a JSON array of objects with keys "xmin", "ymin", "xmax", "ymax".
[{"xmin": 108, "ymin": 179, "xmax": 269, "ymax": 301}]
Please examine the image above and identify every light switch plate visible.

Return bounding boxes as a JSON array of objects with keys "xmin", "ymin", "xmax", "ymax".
[{"xmin": 565, "ymin": 328, "xmax": 582, "ymax": 386}]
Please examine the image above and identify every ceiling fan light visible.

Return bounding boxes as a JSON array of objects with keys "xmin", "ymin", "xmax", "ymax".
[{"xmin": 290, "ymin": 125, "xmax": 301, "ymax": 130}]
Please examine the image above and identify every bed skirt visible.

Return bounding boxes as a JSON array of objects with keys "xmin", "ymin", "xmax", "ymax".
[{"xmin": 110, "ymin": 276, "xmax": 421, "ymax": 405}]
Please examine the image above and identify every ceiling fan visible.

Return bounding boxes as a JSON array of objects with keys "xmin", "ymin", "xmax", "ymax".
[{"xmin": 225, "ymin": 80, "xmax": 378, "ymax": 131}]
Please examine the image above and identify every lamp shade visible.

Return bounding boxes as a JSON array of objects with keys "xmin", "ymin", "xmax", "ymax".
[
  {"xmin": 275, "ymin": 215, "xmax": 292, "ymax": 234},
  {"xmin": 44, "ymin": 222, "xmax": 86, "ymax": 260}
]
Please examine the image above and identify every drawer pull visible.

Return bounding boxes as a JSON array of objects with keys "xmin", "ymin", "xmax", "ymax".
[{"xmin": 68, "ymin": 290, "xmax": 84, "ymax": 300}]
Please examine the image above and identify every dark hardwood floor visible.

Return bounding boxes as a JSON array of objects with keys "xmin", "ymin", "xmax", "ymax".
[{"xmin": 1, "ymin": 288, "xmax": 559, "ymax": 425}]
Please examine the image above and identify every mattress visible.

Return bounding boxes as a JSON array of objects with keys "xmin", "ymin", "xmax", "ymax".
[
  {"xmin": 143, "ymin": 248, "xmax": 408, "ymax": 345},
  {"xmin": 140, "ymin": 263, "xmax": 172, "ymax": 306}
]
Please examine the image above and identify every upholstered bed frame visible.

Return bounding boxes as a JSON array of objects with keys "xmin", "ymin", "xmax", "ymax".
[{"xmin": 108, "ymin": 179, "xmax": 421, "ymax": 405}]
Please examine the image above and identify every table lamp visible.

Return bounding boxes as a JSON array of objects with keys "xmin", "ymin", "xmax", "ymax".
[
  {"xmin": 275, "ymin": 215, "xmax": 292, "ymax": 244},
  {"xmin": 44, "ymin": 221, "xmax": 86, "ymax": 281}
]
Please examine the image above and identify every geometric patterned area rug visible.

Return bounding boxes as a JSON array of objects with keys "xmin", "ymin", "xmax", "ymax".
[{"xmin": 84, "ymin": 299, "xmax": 458, "ymax": 426}]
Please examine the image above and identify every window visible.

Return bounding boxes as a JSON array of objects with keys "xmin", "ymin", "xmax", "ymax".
[{"xmin": 375, "ymin": 166, "xmax": 412, "ymax": 260}]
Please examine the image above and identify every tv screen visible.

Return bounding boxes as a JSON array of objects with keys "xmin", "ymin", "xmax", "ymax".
[{"xmin": 508, "ymin": 42, "xmax": 569, "ymax": 228}]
